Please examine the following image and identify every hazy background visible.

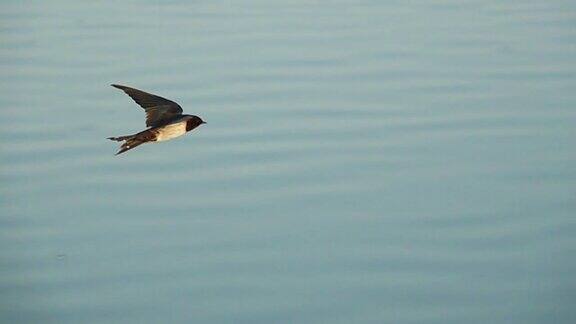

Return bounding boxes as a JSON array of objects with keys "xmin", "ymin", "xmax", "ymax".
[{"xmin": 1, "ymin": 1, "xmax": 575, "ymax": 323}]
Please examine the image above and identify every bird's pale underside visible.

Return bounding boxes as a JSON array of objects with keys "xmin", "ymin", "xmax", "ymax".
[{"xmin": 108, "ymin": 84, "xmax": 205, "ymax": 155}]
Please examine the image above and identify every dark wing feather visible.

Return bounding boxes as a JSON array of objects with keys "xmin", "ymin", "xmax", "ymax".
[{"xmin": 112, "ymin": 84, "xmax": 183, "ymax": 127}]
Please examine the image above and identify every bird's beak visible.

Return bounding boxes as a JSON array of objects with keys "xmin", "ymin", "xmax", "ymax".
[{"xmin": 202, "ymin": 121, "xmax": 207, "ymax": 124}]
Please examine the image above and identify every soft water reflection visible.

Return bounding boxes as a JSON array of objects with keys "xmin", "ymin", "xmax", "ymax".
[{"xmin": 1, "ymin": 1, "xmax": 575, "ymax": 323}]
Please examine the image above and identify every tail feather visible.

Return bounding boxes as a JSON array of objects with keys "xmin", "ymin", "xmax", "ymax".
[
  {"xmin": 109, "ymin": 129, "xmax": 156, "ymax": 155},
  {"xmin": 108, "ymin": 135, "xmax": 133, "ymax": 142},
  {"xmin": 108, "ymin": 134, "xmax": 145, "ymax": 155},
  {"xmin": 115, "ymin": 137, "xmax": 146, "ymax": 155}
]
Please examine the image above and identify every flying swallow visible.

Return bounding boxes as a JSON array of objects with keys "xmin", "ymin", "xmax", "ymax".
[{"xmin": 108, "ymin": 84, "xmax": 206, "ymax": 155}]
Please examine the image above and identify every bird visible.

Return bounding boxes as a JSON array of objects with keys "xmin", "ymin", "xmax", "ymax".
[{"xmin": 108, "ymin": 84, "xmax": 206, "ymax": 155}]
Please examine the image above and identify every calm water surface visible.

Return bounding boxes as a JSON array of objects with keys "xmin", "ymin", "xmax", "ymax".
[{"xmin": 1, "ymin": 1, "xmax": 575, "ymax": 323}]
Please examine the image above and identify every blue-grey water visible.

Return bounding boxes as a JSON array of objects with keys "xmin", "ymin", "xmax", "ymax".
[{"xmin": 1, "ymin": 1, "xmax": 575, "ymax": 323}]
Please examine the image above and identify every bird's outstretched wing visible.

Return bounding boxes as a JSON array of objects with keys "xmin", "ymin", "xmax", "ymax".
[{"xmin": 112, "ymin": 84, "xmax": 183, "ymax": 127}]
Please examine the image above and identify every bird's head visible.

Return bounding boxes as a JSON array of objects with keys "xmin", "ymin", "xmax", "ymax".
[{"xmin": 185, "ymin": 115, "xmax": 206, "ymax": 131}]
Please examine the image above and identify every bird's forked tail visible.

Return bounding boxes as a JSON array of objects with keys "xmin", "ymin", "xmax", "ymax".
[{"xmin": 108, "ymin": 134, "xmax": 145, "ymax": 155}]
